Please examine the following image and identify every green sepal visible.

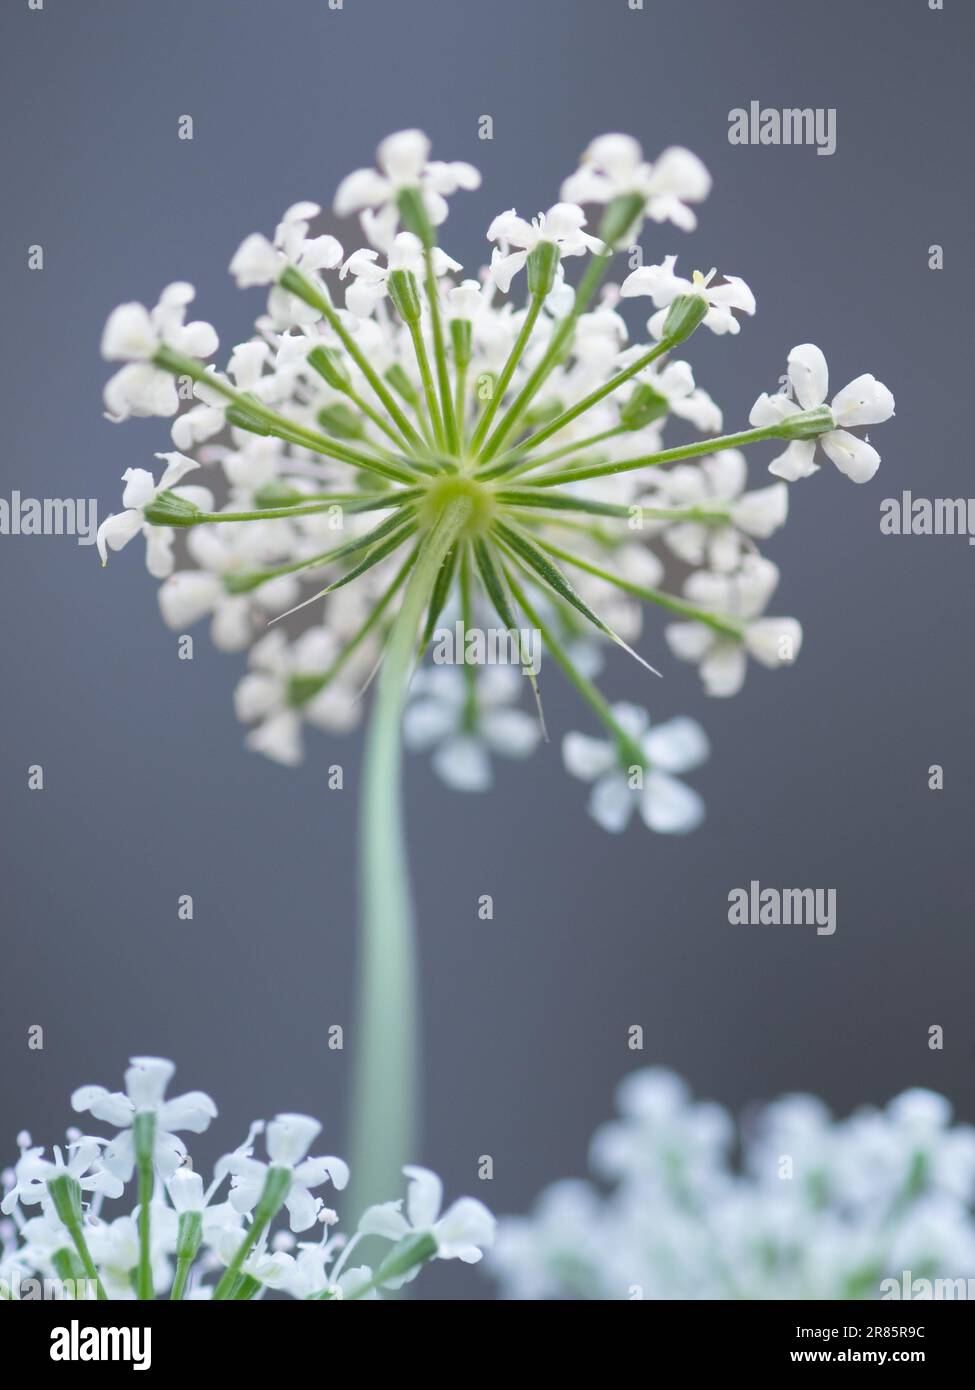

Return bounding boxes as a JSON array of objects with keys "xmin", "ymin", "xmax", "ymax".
[
  {"xmin": 374, "ymin": 1231, "xmax": 438, "ymax": 1286},
  {"xmin": 597, "ymin": 193, "xmax": 644, "ymax": 248},
  {"xmin": 449, "ymin": 318, "xmax": 472, "ymax": 369},
  {"xmin": 317, "ymin": 402, "xmax": 365, "ymax": 440},
  {"xmin": 527, "ymin": 240, "xmax": 561, "ymax": 299},
  {"xmin": 307, "ymin": 345, "xmax": 351, "ymax": 392},
  {"xmin": 776, "ymin": 404, "xmax": 834, "ymax": 439},
  {"xmin": 142, "ymin": 490, "xmax": 204, "ymax": 528},
  {"xmin": 620, "ymin": 382, "xmax": 670, "ymax": 431},
  {"xmin": 661, "ymin": 292, "xmax": 708, "ymax": 344},
  {"xmin": 387, "ymin": 269, "xmax": 423, "ymax": 324},
  {"xmin": 396, "ymin": 186, "xmax": 436, "ymax": 247}
]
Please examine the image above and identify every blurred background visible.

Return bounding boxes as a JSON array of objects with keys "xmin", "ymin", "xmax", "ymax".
[{"xmin": 1, "ymin": 0, "xmax": 972, "ymax": 1297}]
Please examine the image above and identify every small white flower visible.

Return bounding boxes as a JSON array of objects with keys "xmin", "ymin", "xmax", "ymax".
[
  {"xmin": 665, "ymin": 555, "xmax": 802, "ymax": 697},
  {"xmin": 95, "ymin": 453, "xmax": 213, "ymax": 578},
  {"xmin": 217, "ymin": 1113, "xmax": 349, "ymax": 1234},
  {"xmin": 404, "ymin": 664, "xmax": 542, "ymax": 792},
  {"xmin": 562, "ymin": 703, "xmax": 709, "ymax": 834},
  {"xmin": 358, "ymin": 1165, "xmax": 496, "ymax": 1284},
  {"xmin": 101, "ymin": 283, "xmax": 218, "ymax": 421},
  {"xmin": 340, "ymin": 232, "xmax": 461, "ymax": 318},
  {"xmin": 71, "ymin": 1056, "xmax": 217, "ymax": 1183},
  {"xmin": 621, "ymin": 256, "xmax": 756, "ymax": 338},
  {"xmin": 230, "ymin": 203, "xmax": 343, "ymax": 299},
  {"xmin": 1, "ymin": 1138, "xmax": 123, "ymax": 1214},
  {"xmin": 750, "ymin": 343, "xmax": 895, "ymax": 483},
  {"xmin": 334, "ymin": 128, "xmax": 480, "ymax": 252},
  {"xmin": 486, "ymin": 203, "xmax": 603, "ymax": 293},
  {"xmin": 561, "ymin": 135, "xmax": 711, "ymax": 233}
]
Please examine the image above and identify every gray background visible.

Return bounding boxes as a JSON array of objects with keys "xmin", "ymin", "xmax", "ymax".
[{"xmin": 1, "ymin": 0, "xmax": 972, "ymax": 1298}]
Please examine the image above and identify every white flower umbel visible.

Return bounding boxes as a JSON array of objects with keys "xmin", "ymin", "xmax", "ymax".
[
  {"xmin": 492, "ymin": 1070, "xmax": 975, "ymax": 1301},
  {"xmin": 2, "ymin": 1058, "xmax": 490, "ymax": 1302},
  {"xmin": 404, "ymin": 664, "xmax": 542, "ymax": 792},
  {"xmin": 751, "ymin": 343, "xmax": 895, "ymax": 483},
  {"xmin": 94, "ymin": 125, "xmax": 893, "ymax": 1224}
]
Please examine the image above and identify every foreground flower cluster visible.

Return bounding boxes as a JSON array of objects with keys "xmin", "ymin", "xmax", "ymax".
[
  {"xmin": 97, "ymin": 129, "xmax": 894, "ymax": 833},
  {"xmin": 491, "ymin": 1069, "xmax": 975, "ymax": 1300},
  {"xmin": 0, "ymin": 1058, "xmax": 493, "ymax": 1300}
]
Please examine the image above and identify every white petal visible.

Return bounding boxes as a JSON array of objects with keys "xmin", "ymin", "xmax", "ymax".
[
  {"xmin": 266, "ymin": 1114, "xmax": 321, "ymax": 1166},
  {"xmin": 229, "ymin": 234, "xmax": 282, "ymax": 288},
  {"xmin": 432, "ymin": 735, "xmax": 492, "ymax": 792},
  {"xmin": 640, "ymin": 771, "xmax": 705, "ymax": 834},
  {"xmin": 745, "ymin": 617, "xmax": 803, "ymax": 668},
  {"xmin": 404, "ymin": 1165, "xmax": 442, "ymax": 1229},
  {"xmin": 730, "ymin": 481, "xmax": 789, "ymax": 537},
  {"xmin": 357, "ymin": 1200, "xmax": 411, "ymax": 1242},
  {"xmin": 768, "ymin": 440, "xmax": 819, "ymax": 482},
  {"xmin": 588, "ymin": 772, "xmax": 635, "ymax": 833},
  {"xmin": 157, "ymin": 571, "xmax": 222, "ymax": 629},
  {"xmin": 101, "ymin": 303, "xmax": 156, "ymax": 360},
  {"xmin": 787, "ymin": 343, "xmax": 829, "ymax": 410},
  {"xmin": 820, "ymin": 428, "xmax": 881, "ymax": 483},
  {"xmin": 562, "ymin": 730, "xmax": 615, "ymax": 783},
  {"xmin": 644, "ymin": 716, "xmax": 710, "ymax": 773},
  {"xmin": 830, "ymin": 373, "xmax": 895, "ymax": 427},
  {"xmin": 96, "ymin": 509, "xmax": 143, "ymax": 564},
  {"xmin": 700, "ymin": 642, "xmax": 747, "ymax": 697}
]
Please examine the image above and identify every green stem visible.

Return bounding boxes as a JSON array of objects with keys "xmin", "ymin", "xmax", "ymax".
[
  {"xmin": 133, "ymin": 1111, "xmax": 155, "ymax": 1301},
  {"xmin": 405, "ymin": 319, "xmax": 446, "ymax": 450},
  {"xmin": 212, "ymin": 1166, "xmax": 292, "ymax": 1300},
  {"xmin": 278, "ymin": 266, "xmax": 424, "ymax": 451},
  {"xmin": 469, "ymin": 294, "xmax": 544, "ymax": 454},
  {"xmin": 423, "ymin": 250, "xmax": 459, "ymax": 454},
  {"xmin": 480, "ymin": 337, "xmax": 674, "ymax": 474},
  {"xmin": 522, "ymin": 424, "xmax": 785, "ymax": 488},
  {"xmin": 505, "ymin": 569, "xmax": 645, "ymax": 765},
  {"xmin": 153, "ymin": 345, "xmax": 416, "ymax": 482},
  {"xmin": 480, "ymin": 251, "xmax": 612, "ymax": 460},
  {"xmin": 47, "ymin": 1175, "xmax": 108, "ymax": 1301},
  {"xmin": 346, "ymin": 496, "xmax": 473, "ymax": 1224},
  {"xmin": 536, "ymin": 537, "xmax": 744, "ymax": 639}
]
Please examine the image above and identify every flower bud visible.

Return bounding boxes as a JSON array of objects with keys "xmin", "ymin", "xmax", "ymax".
[
  {"xmin": 307, "ymin": 346, "xmax": 351, "ymax": 393},
  {"xmin": 387, "ymin": 269, "xmax": 423, "ymax": 324},
  {"xmin": 620, "ymin": 383, "xmax": 669, "ymax": 431},
  {"xmin": 450, "ymin": 318, "xmax": 472, "ymax": 370},
  {"xmin": 396, "ymin": 186, "xmax": 435, "ymax": 247},
  {"xmin": 597, "ymin": 192, "xmax": 645, "ymax": 249},
  {"xmin": 526, "ymin": 241, "xmax": 561, "ymax": 300},
  {"xmin": 142, "ymin": 491, "xmax": 205, "ymax": 528},
  {"xmin": 660, "ymin": 293, "xmax": 709, "ymax": 345},
  {"xmin": 317, "ymin": 402, "xmax": 365, "ymax": 440}
]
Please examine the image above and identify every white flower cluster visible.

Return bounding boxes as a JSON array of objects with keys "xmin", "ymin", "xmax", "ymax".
[
  {"xmin": 96, "ymin": 128, "xmax": 894, "ymax": 833},
  {"xmin": 0, "ymin": 1057, "xmax": 493, "ymax": 1301},
  {"xmin": 491, "ymin": 1069, "xmax": 975, "ymax": 1300}
]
